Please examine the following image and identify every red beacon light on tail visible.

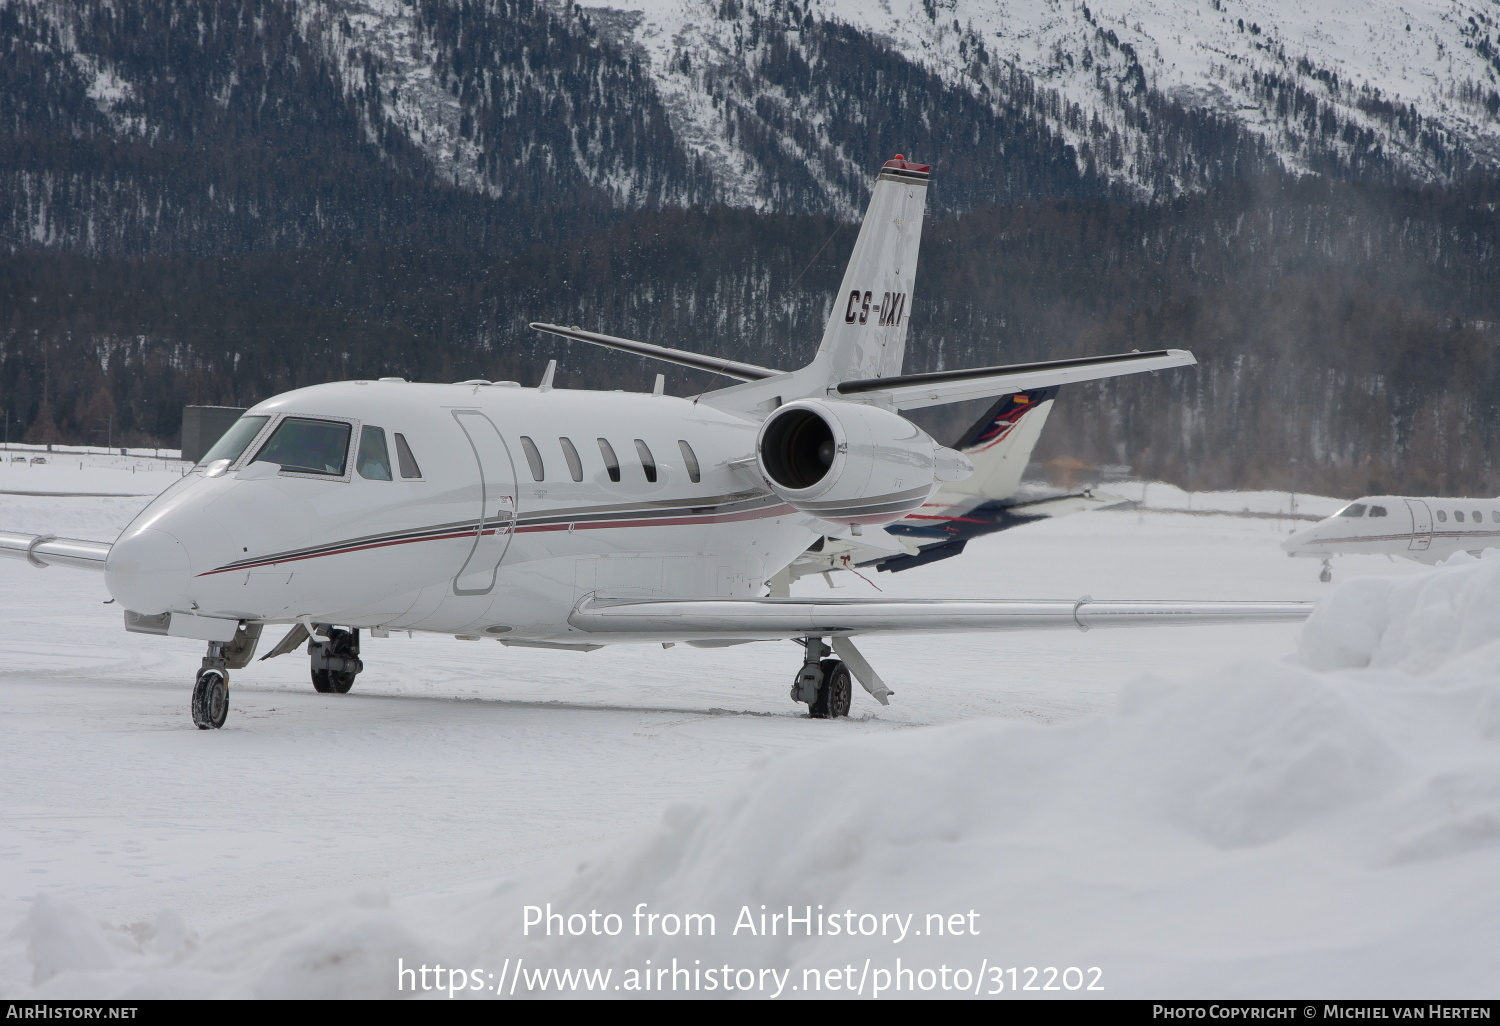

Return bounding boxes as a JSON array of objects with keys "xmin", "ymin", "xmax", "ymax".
[{"xmin": 882, "ymin": 154, "xmax": 932, "ymax": 173}]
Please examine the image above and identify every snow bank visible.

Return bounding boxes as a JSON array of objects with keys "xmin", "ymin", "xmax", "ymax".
[
  {"xmin": 1300, "ymin": 550, "xmax": 1500, "ymax": 677},
  {"xmin": 7, "ymin": 558, "xmax": 1500, "ymax": 997}
]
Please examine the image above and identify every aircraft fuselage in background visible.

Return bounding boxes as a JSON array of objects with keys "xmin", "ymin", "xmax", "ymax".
[{"xmin": 1285, "ymin": 495, "xmax": 1500, "ymax": 573}]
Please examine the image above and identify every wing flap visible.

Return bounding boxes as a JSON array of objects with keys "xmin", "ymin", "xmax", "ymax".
[
  {"xmin": 0, "ymin": 532, "xmax": 111, "ymax": 571},
  {"xmin": 569, "ymin": 596, "xmax": 1312, "ymax": 641},
  {"xmin": 838, "ymin": 349, "xmax": 1196, "ymax": 410}
]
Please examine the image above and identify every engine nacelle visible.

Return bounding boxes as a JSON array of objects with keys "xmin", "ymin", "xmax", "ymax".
[{"xmin": 756, "ymin": 399, "xmax": 972, "ymax": 526}]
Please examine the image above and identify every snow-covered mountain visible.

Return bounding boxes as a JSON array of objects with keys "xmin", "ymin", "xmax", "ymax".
[
  {"xmin": 603, "ymin": 0, "xmax": 1500, "ymax": 208},
  {"xmin": 6, "ymin": 0, "xmax": 1497, "ymax": 251},
  {"xmin": 284, "ymin": 0, "xmax": 1500, "ymax": 214}
]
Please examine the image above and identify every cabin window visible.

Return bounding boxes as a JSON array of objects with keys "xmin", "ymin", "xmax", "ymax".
[
  {"xmin": 254, "ymin": 417, "xmax": 351, "ymax": 476},
  {"xmin": 1492, "ymin": 512, "xmax": 1499, "ymax": 523},
  {"xmin": 635, "ymin": 439, "xmax": 657, "ymax": 483},
  {"xmin": 1456, "ymin": 511, "xmax": 1466, "ymax": 523},
  {"xmin": 1337, "ymin": 503, "xmax": 1367, "ymax": 518},
  {"xmin": 1369, "ymin": 505, "xmax": 1387, "ymax": 517},
  {"xmin": 393, "ymin": 433, "xmax": 423, "ymax": 479},
  {"xmin": 678, "ymin": 440, "xmax": 701, "ymax": 483},
  {"xmin": 198, "ymin": 415, "xmax": 269, "ymax": 466},
  {"xmin": 559, "ymin": 437, "xmax": 583, "ymax": 482},
  {"xmin": 598, "ymin": 438, "xmax": 620, "ymax": 483},
  {"xmin": 1475, "ymin": 510, "xmax": 1484, "ymax": 523},
  {"xmin": 519, "ymin": 435, "xmax": 545, "ymax": 481},
  {"xmin": 1437, "ymin": 510, "xmax": 1448, "ymax": 522},
  {"xmin": 356, "ymin": 426, "xmax": 393, "ymax": 480}
]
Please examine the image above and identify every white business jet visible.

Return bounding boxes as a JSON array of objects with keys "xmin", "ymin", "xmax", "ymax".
[
  {"xmin": 0, "ymin": 156, "xmax": 1311, "ymax": 729},
  {"xmin": 1284, "ymin": 495, "xmax": 1500, "ymax": 580}
]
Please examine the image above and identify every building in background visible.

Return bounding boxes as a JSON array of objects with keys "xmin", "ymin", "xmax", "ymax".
[{"xmin": 180, "ymin": 406, "xmax": 246, "ymax": 464}]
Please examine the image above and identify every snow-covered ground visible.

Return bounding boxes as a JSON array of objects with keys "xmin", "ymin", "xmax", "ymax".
[{"xmin": 5, "ymin": 459, "xmax": 1489, "ymax": 998}]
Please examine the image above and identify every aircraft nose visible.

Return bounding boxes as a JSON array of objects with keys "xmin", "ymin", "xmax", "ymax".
[
  {"xmin": 1282, "ymin": 523, "xmax": 1320, "ymax": 555},
  {"xmin": 105, "ymin": 527, "xmax": 193, "ymax": 615}
]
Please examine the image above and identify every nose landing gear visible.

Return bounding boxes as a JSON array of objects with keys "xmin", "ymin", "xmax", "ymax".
[
  {"xmin": 190, "ymin": 622, "xmax": 263, "ymax": 730},
  {"xmin": 1319, "ymin": 558, "xmax": 1333, "ymax": 584}
]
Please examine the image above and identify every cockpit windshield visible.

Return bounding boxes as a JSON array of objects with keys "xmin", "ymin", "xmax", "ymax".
[
  {"xmin": 197, "ymin": 415, "xmax": 270, "ymax": 467},
  {"xmin": 253, "ymin": 417, "xmax": 352, "ymax": 476},
  {"xmin": 1336, "ymin": 503, "xmax": 1368, "ymax": 518}
]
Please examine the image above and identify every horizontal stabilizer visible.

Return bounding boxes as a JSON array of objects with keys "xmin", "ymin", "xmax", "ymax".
[
  {"xmin": 838, "ymin": 349, "xmax": 1196, "ymax": 410},
  {"xmin": 529, "ymin": 323, "xmax": 778, "ymax": 382},
  {"xmin": 0, "ymin": 531, "xmax": 110, "ymax": 571},
  {"xmin": 570, "ymin": 595, "xmax": 1312, "ymax": 642}
]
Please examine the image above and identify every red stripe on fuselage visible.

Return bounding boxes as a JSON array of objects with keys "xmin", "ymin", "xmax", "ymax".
[
  {"xmin": 198, "ymin": 503, "xmax": 798, "ymax": 576},
  {"xmin": 514, "ymin": 503, "xmax": 797, "ymax": 535},
  {"xmin": 197, "ymin": 527, "xmax": 483, "ymax": 575}
]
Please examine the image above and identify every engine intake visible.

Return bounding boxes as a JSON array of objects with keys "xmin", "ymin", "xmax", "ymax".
[
  {"xmin": 760, "ymin": 406, "xmax": 838, "ymax": 491},
  {"xmin": 755, "ymin": 400, "xmax": 971, "ymax": 526}
]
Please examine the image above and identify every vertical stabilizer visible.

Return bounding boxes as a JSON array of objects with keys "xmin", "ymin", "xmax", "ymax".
[
  {"xmin": 939, "ymin": 387, "xmax": 1058, "ymax": 502},
  {"xmin": 816, "ymin": 156, "xmax": 930, "ymax": 384}
]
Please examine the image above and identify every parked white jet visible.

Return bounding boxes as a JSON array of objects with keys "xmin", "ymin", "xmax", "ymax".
[
  {"xmin": 0, "ymin": 156, "xmax": 1311, "ymax": 729},
  {"xmin": 1284, "ymin": 495, "xmax": 1500, "ymax": 580}
]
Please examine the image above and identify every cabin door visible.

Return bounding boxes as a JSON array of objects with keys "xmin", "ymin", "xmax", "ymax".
[
  {"xmin": 452, "ymin": 410, "xmax": 518, "ymax": 595},
  {"xmin": 1405, "ymin": 498, "xmax": 1432, "ymax": 551}
]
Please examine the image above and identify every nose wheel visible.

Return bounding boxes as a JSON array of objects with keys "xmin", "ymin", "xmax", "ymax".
[
  {"xmin": 191, "ymin": 668, "xmax": 229, "ymax": 729},
  {"xmin": 1319, "ymin": 558, "xmax": 1333, "ymax": 583}
]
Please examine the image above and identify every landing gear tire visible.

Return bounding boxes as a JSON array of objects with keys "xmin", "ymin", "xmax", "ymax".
[
  {"xmin": 192, "ymin": 669, "xmax": 229, "ymax": 730},
  {"xmin": 810, "ymin": 659, "xmax": 852, "ymax": 719},
  {"xmin": 311, "ymin": 627, "xmax": 361, "ymax": 694},
  {"xmin": 1319, "ymin": 558, "xmax": 1333, "ymax": 584},
  {"xmin": 310, "ymin": 668, "xmax": 348, "ymax": 694}
]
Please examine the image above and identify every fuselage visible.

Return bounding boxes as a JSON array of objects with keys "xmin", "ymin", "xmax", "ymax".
[
  {"xmin": 1283, "ymin": 495, "xmax": 1500, "ymax": 564},
  {"xmin": 103, "ymin": 379, "xmax": 835, "ymax": 642}
]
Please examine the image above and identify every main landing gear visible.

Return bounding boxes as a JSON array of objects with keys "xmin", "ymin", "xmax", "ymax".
[
  {"xmin": 191, "ymin": 622, "xmax": 263, "ymax": 730},
  {"xmin": 790, "ymin": 638, "xmax": 853, "ymax": 719},
  {"xmin": 310, "ymin": 627, "xmax": 363, "ymax": 694}
]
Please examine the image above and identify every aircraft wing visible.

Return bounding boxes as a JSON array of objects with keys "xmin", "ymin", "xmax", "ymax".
[
  {"xmin": 0, "ymin": 532, "xmax": 111, "ymax": 571},
  {"xmin": 570, "ymin": 596, "xmax": 1312, "ymax": 641},
  {"xmin": 837, "ymin": 349, "xmax": 1195, "ymax": 410}
]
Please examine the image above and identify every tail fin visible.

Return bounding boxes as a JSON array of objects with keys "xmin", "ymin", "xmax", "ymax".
[
  {"xmin": 939, "ymin": 387, "xmax": 1058, "ymax": 501},
  {"xmin": 816, "ymin": 156, "xmax": 931, "ymax": 384}
]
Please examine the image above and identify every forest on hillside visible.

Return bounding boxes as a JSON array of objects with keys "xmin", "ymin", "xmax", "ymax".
[{"xmin": 2, "ymin": 171, "xmax": 1498, "ymax": 495}]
